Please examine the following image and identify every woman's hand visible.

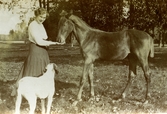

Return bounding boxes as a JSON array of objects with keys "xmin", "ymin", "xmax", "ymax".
[{"xmin": 54, "ymin": 42, "xmax": 65, "ymax": 45}]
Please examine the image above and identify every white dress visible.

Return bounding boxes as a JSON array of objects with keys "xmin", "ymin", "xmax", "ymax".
[{"xmin": 17, "ymin": 20, "xmax": 50, "ymax": 79}]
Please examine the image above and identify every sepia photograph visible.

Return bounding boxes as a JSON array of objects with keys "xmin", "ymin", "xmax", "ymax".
[{"xmin": 0, "ymin": 0, "xmax": 167, "ymax": 114}]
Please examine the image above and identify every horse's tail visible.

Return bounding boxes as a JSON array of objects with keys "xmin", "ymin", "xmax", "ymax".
[{"xmin": 150, "ymin": 36, "xmax": 154, "ymax": 58}]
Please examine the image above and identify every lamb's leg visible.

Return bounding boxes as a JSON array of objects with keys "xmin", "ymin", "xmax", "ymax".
[
  {"xmin": 27, "ymin": 95, "xmax": 37, "ymax": 114},
  {"xmin": 14, "ymin": 91, "xmax": 22, "ymax": 114},
  {"xmin": 46, "ymin": 96, "xmax": 53, "ymax": 114},
  {"xmin": 41, "ymin": 99, "xmax": 45, "ymax": 114}
]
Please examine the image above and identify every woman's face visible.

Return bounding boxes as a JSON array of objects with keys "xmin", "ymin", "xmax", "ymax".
[{"xmin": 36, "ymin": 13, "xmax": 47, "ymax": 24}]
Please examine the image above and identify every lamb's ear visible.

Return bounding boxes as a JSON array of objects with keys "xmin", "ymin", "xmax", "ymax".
[
  {"xmin": 55, "ymin": 69, "xmax": 59, "ymax": 74},
  {"xmin": 54, "ymin": 63, "xmax": 59, "ymax": 74},
  {"xmin": 43, "ymin": 68, "xmax": 47, "ymax": 73}
]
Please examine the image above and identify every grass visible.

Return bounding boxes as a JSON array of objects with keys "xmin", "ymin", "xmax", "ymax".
[{"xmin": 0, "ymin": 43, "xmax": 167, "ymax": 114}]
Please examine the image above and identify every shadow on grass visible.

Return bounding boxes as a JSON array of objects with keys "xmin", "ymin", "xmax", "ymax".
[
  {"xmin": 151, "ymin": 53, "xmax": 167, "ymax": 67},
  {"xmin": 55, "ymin": 80, "xmax": 77, "ymax": 91}
]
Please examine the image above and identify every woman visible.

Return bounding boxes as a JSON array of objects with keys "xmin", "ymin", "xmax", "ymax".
[{"xmin": 11, "ymin": 8, "xmax": 61, "ymax": 96}]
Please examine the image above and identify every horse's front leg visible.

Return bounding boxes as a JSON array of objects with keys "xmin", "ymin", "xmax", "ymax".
[
  {"xmin": 77, "ymin": 61, "xmax": 92, "ymax": 100},
  {"xmin": 73, "ymin": 59, "xmax": 92, "ymax": 106}
]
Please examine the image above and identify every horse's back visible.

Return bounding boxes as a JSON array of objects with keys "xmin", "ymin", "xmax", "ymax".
[
  {"xmin": 82, "ymin": 28, "xmax": 154, "ymax": 61},
  {"xmin": 94, "ymin": 30, "xmax": 130, "ymax": 60},
  {"xmin": 127, "ymin": 29, "xmax": 151, "ymax": 39}
]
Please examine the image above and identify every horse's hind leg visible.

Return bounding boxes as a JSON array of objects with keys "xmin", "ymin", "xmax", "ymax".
[
  {"xmin": 122, "ymin": 54, "xmax": 137, "ymax": 99},
  {"xmin": 140, "ymin": 58, "xmax": 151, "ymax": 100},
  {"xmin": 88, "ymin": 63, "xmax": 94, "ymax": 98}
]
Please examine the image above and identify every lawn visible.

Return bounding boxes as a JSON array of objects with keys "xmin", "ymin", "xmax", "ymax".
[{"xmin": 0, "ymin": 43, "xmax": 167, "ymax": 114}]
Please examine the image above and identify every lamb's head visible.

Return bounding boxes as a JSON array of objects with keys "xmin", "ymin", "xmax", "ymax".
[{"xmin": 46, "ymin": 63, "xmax": 59, "ymax": 74}]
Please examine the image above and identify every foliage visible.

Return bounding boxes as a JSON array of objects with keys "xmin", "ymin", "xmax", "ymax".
[
  {"xmin": 47, "ymin": 0, "xmax": 167, "ymax": 36},
  {"xmin": 127, "ymin": 0, "xmax": 167, "ymax": 32},
  {"xmin": 75, "ymin": 0, "xmax": 125, "ymax": 31},
  {"xmin": 1, "ymin": 0, "xmax": 167, "ymax": 41}
]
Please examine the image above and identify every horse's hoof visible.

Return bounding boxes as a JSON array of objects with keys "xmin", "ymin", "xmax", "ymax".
[
  {"xmin": 112, "ymin": 98, "xmax": 122, "ymax": 103},
  {"xmin": 88, "ymin": 96, "xmax": 96, "ymax": 104},
  {"xmin": 72, "ymin": 101, "xmax": 78, "ymax": 106},
  {"xmin": 72, "ymin": 99, "xmax": 82, "ymax": 106},
  {"xmin": 121, "ymin": 93, "xmax": 126, "ymax": 99},
  {"xmin": 142, "ymin": 94, "xmax": 150, "ymax": 104},
  {"xmin": 147, "ymin": 93, "xmax": 151, "ymax": 99},
  {"xmin": 143, "ymin": 100, "xmax": 148, "ymax": 104}
]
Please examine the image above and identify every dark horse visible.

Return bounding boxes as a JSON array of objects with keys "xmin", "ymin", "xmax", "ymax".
[{"xmin": 57, "ymin": 14, "xmax": 154, "ymax": 104}]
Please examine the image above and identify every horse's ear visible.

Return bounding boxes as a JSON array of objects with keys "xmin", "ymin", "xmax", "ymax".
[
  {"xmin": 69, "ymin": 10, "xmax": 73, "ymax": 15},
  {"xmin": 66, "ymin": 13, "xmax": 72, "ymax": 19},
  {"xmin": 60, "ymin": 10, "xmax": 73, "ymax": 19},
  {"xmin": 66, "ymin": 10, "xmax": 73, "ymax": 18},
  {"xmin": 60, "ymin": 10, "xmax": 68, "ymax": 16}
]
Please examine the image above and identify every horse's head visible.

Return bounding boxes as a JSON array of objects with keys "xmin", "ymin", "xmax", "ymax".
[{"xmin": 57, "ymin": 16, "xmax": 74, "ymax": 44}]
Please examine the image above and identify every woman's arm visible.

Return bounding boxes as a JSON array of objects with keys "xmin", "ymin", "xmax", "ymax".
[{"xmin": 28, "ymin": 21, "xmax": 57, "ymax": 46}]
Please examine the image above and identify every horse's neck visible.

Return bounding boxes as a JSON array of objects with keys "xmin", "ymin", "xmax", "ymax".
[
  {"xmin": 74, "ymin": 26, "xmax": 90, "ymax": 46},
  {"xmin": 70, "ymin": 15, "xmax": 99, "ymax": 46},
  {"xmin": 70, "ymin": 15, "xmax": 90, "ymax": 29},
  {"xmin": 70, "ymin": 15, "xmax": 91, "ymax": 43}
]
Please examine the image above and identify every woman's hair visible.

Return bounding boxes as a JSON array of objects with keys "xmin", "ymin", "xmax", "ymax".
[{"xmin": 34, "ymin": 8, "xmax": 49, "ymax": 17}]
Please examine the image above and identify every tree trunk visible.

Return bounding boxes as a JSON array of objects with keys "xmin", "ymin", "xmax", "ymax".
[
  {"xmin": 43, "ymin": 0, "xmax": 46, "ymax": 8},
  {"xmin": 47, "ymin": 0, "xmax": 49, "ymax": 11},
  {"xmin": 129, "ymin": 0, "xmax": 134, "ymax": 28},
  {"xmin": 39, "ymin": 0, "xmax": 42, "ymax": 7}
]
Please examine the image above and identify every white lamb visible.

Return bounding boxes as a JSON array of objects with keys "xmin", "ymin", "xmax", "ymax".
[{"xmin": 14, "ymin": 63, "xmax": 58, "ymax": 114}]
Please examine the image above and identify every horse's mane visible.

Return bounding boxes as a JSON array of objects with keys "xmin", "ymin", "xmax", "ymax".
[
  {"xmin": 58, "ymin": 16, "xmax": 67, "ymax": 29},
  {"xmin": 69, "ymin": 15, "xmax": 99, "ymax": 31}
]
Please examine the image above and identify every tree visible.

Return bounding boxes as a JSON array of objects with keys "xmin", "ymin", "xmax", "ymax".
[{"xmin": 46, "ymin": 0, "xmax": 167, "ymax": 45}]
